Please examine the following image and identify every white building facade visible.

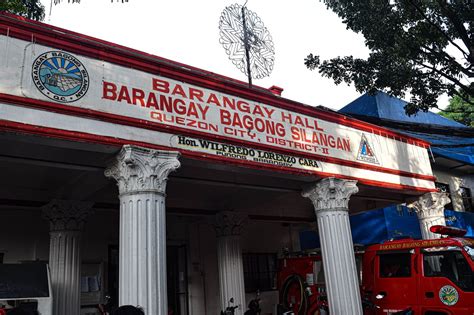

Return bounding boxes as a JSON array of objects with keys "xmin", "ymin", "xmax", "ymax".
[{"xmin": 0, "ymin": 13, "xmax": 442, "ymax": 315}]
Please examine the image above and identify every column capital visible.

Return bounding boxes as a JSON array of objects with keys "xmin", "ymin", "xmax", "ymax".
[
  {"xmin": 42, "ymin": 199, "xmax": 93, "ymax": 232},
  {"xmin": 214, "ymin": 211, "xmax": 248, "ymax": 237},
  {"xmin": 105, "ymin": 145, "xmax": 181, "ymax": 195},
  {"xmin": 408, "ymin": 192, "xmax": 450, "ymax": 219},
  {"xmin": 302, "ymin": 177, "xmax": 358, "ymax": 212}
]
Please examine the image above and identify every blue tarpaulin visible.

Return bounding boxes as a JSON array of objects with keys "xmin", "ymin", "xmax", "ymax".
[
  {"xmin": 399, "ymin": 130, "xmax": 474, "ymax": 165},
  {"xmin": 445, "ymin": 209, "xmax": 474, "ymax": 237},
  {"xmin": 300, "ymin": 205, "xmax": 474, "ymax": 250},
  {"xmin": 340, "ymin": 92, "xmax": 467, "ymax": 128},
  {"xmin": 299, "ymin": 92, "xmax": 474, "ymax": 249},
  {"xmin": 339, "ymin": 92, "xmax": 474, "ymax": 166}
]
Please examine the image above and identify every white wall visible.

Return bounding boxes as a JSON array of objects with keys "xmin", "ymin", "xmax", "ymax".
[
  {"xmin": 461, "ymin": 174, "xmax": 474, "ymax": 211},
  {"xmin": 0, "ymin": 208, "xmax": 120, "ymax": 264},
  {"xmin": 181, "ymin": 219, "xmax": 307, "ymax": 315},
  {"xmin": 0, "ymin": 209, "xmax": 49, "ymax": 263},
  {"xmin": 82, "ymin": 210, "xmax": 119, "ymax": 262},
  {"xmin": 0, "ymin": 207, "xmax": 318, "ymax": 315},
  {"xmin": 2, "ymin": 196, "xmax": 416, "ymax": 315},
  {"xmin": 433, "ymin": 169, "xmax": 474, "ymax": 211}
]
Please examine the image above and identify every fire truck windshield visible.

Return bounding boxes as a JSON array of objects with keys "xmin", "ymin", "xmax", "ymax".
[{"xmin": 423, "ymin": 248, "xmax": 474, "ymax": 292}]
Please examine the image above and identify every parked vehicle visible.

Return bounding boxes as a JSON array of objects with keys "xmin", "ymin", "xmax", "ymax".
[
  {"xmin": 97, "ymin": 295, "xmax": 112, "ymax": 315},
  {"xmin": 363, "ymin": 226, "xmax": 474, "ymax": 314},
  {"xmin": 244, "ymin": 291, "xmax": 261, "ymax": 315},
  {"xmin": 277, "ymin": 226, "xmax": 474, "ymax": 315},
  {"xmin": 220, "ymin": 298, "xmax": 238, "ymax": 315},
  {"xmin": 0, "ymin": 263, "xmax": 53, "ymax": 315}
]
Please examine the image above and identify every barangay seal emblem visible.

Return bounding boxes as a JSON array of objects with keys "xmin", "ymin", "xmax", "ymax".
[
  {"xmin": 32, "ymin": 51, "xmax": 89, "ymax": 103},
  {"xmin": 439, "ymin": 285, "xmax": 459, "ymax": 306},
  {"xmin": 356, "ymin": 133, "xmax": 379, "ymax": 164}
]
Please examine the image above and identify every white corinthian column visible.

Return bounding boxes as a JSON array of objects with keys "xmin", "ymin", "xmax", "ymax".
[
  {"xmin": 105, "ymin": 145, "xmax": 180, "ymax": 315},
  {"xmin": 42, "ymin": 199, "xmax": 93, "ymax": 315},
  {"xmin": 408, "ymin": 192, "xmax": 450, "ymax": 240},
  {"xmin": 214, "ymin": 212, "xmax": 248, "ymax": 315},
  {"xmin": 302, "ymin": 177, "xmax": 362, "ymax": 315}
]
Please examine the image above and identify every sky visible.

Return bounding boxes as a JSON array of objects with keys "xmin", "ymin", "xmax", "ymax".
[{"xmin": 37, "ymin": 0, "xmax": 448, "ymax": 111}]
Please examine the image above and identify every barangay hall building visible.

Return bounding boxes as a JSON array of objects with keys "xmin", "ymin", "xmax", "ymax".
[{"xmin": 0, "ymin": 13, "xmax": 452, "ymax": 315}]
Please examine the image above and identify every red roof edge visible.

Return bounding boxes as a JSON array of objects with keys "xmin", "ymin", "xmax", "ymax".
[{"xmin": 0, "ymin": 12, "xmax": 431, "ymax": 148}]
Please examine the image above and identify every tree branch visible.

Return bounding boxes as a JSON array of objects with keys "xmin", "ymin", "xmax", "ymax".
[
  {"xmin": 435, "ymin": 0, "xmax": 473, "ymax": 64},
  {"xmin": 452, "ymin": 89, "xmax": 474, "ymax": 106},
  {"xmin": 419, "ymin": 44, "xmax": 473, "ymax": 77},
  {"xmin": 407, "ymin": 0, "xmax": 470, "ymax": 60},
  {"xmin": 415, "ymin": 60, "xmax": 472, "ymax": 96},
  {"xmin": 439, "ymin": 108, "xmax": 474, "ymax": 113}
]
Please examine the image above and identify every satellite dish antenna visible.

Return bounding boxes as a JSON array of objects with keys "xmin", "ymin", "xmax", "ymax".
[{"xmin": 218, "ymin": 2, "xmax": 275, "ymax": 86}]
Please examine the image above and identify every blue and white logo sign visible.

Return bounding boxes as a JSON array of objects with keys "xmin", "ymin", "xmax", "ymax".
[
  {"xmin": 32, "ymin": 51, "xmax": 89, "ymax": 103},
  {"xmin": 357, "ymin": 134, "xmax": 379, "ymax": 164}
]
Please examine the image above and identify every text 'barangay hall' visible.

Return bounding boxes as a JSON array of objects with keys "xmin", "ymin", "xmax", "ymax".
[{"xmin": 102, "ymin": 78, "xmax": 352, "ymax": 155}]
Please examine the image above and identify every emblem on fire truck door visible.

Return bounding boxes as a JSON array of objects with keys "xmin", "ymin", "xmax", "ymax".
[
  {"xmin": 439, "ymin": 285, "xmax": 459, "ymax": 306},
  {"xmin": 32, "ymin": 51, "xmax": 89, "ymax": 103},
  {"xmin": 356, "ymin": 134, "xmax": 379, "ymax": 164}
]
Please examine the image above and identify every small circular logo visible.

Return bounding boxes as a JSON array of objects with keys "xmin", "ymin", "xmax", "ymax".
[
  {"xmin": 32, "ymin": 51, "xmax": 89, "ymax": 103},
  {"xmin": 439, "ymin": 285, "xmax": 459, "ymax": 306}
]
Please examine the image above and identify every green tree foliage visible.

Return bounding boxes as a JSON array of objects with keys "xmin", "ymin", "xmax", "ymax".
[
  {"xmin": 52, "ymin": 0, "xmax": 128, "ymax": 3},
  {"xmin": 305, "ymin": 0, "xmax": 473, "ymax": 115},
  {"xmin": 440, "ymin": 94, "xmax": 474, "ymax": 127},
  {"xmin": 0, "ymin": 0, "xmax": 45, "ymax": 21},
  {"xmin": 0, "ymin": 0, "xmax": 128, "ymax": 20}
]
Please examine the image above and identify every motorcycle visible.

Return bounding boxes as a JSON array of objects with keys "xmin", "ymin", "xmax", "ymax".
[
  {"xmin": 97, "ymin": 295, "xmax": 112, "ymax": 315},
  {"xmin": 244, "ymin": 291, "xmax": 261, "ymax": 315},
  {"xmin": 221, "ymin": 298, "xmax": 238, "ymax": 315},
  {"xmin": 316, "ymin": 294, "xmax": 329, "ymax": 315}
]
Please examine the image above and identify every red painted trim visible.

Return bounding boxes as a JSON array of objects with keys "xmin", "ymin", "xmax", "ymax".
[
  {"xmin": 0, "ymin": 94, "xmax": 436, "ymax": 182},
  {"xmin": 0, "ymin": 13, "xmax": 431, "ymax": 149},
  {"xmin": 0, "ymin": 119, "xmax": 437, "ymax": 194}
]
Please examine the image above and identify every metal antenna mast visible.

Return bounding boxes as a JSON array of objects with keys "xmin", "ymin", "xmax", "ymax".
[
  {"xmin": 241, "ymin": 1, "xmax": 252, "ymax": 86},
  {"xmin": 219, "ymin": 2, "xmax": 275, "ymax": 88}
]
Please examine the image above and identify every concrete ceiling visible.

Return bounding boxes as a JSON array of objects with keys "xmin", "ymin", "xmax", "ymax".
[{"xmin": 0, "ymin": 132, "xmax": 411, "ymax": 222}]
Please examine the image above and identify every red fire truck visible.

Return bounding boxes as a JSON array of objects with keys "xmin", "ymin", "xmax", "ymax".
[{"xmin": 277, "ymin": 226, "xmax": 474, "ymax": 315}]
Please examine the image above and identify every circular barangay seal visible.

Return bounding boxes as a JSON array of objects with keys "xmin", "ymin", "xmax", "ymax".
[
  {"xmin": 32, "ymin": 51, "xmax": 89, "ymax": 103},
  {"xmin": 439, "ymin": 285, "xmax": 459, "ymax": 306}
]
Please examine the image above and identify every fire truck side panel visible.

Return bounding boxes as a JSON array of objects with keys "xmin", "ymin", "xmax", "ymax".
[
  {"xmin": 371, "ymin": 250, "xmax": 420, "ymax": 314},
  {"xmin": 417, "ymin": 249, "xmax": 474, "ymax": 314},
  {"xmin": 361, "ymin": 252, "xmax": 375, "ymax": 294},
  {"xmin": 363, "ymin": 238, "xmax": 474, "ymax": 315},
  {"xmin": 278, "ymin": 237, "xmax": 474, "ymax": 314}
]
